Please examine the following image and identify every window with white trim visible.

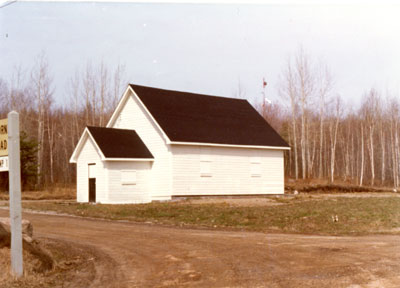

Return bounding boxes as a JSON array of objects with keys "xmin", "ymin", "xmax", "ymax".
[
  {"xmin": 200, "ymin": 153, "xmax": 212, "ymax": 177},
  {"xmin": 250, "ymin": 156, "xmax": 261, "ymax": 177},
  {"xmin": 121, "ymin": 170, "xmax": 137, "ymax": 185}
]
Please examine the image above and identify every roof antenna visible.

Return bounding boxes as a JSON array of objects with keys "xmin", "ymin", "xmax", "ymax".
[{"xmin": 262, "ymin": 77, "xmax": 271, "ymax": 118}]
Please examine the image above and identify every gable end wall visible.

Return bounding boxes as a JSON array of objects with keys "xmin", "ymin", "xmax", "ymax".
[
  {"xmin": 76, "ymin": 136, "xmax": 108, "ymax": 203},
  {"xmin": 110, "ymin": 90, "xmax": 172, "ymax": 200}
]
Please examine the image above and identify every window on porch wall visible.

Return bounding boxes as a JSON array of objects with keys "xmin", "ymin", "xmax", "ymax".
[{"xmin": 121, "ymin": 170, "xmax": 137, "ymax": 185}]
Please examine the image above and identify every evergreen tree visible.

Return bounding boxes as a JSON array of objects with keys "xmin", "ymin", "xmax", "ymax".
[{"xmin": 20, "ymin": 131, "xmax": 39, "ymax": 189}]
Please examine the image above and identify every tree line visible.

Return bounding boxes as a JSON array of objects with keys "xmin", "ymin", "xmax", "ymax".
[
  {"xmin": 0, "ymin": 53, "xmax": 126, "ymax": 189},
  {"xmin": 261, "ymin": 48, "xmax": 399, "ymax": 188},
  {"xmin": 0, "ymin": 50, "xmax": 399, "ymax": 190}
]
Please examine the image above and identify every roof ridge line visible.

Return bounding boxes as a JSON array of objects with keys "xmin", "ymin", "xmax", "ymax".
[{"xmin": 129, "ymin": 83, "xmax": 247, "ymax": 101}]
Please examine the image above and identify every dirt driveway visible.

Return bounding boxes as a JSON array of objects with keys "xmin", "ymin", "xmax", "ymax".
[{"xmin": 1, "ymin": 209, "xmax": 399, "ymax": 288}]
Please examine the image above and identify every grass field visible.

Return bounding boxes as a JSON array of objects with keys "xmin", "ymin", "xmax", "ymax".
[
  {"xmin": 16, "ymin": 194, "xmax": 400, "ymax": 236},
  {"xmin": 0, "ymin": 187, "xmax": 75, "ymax": 201}
]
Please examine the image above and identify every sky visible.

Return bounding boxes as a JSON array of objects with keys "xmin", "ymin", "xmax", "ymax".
[{"xmin": 1, "ymin": 1, "xmax": 400, "ymax": 107}]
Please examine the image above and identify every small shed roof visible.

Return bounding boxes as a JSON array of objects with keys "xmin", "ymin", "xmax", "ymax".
[
  {"xmin": 69, "ymin": 126, "xmax": 154, "ymax": 163},
  {"xmin": 129, "ymin": 84, "xmax": 289, "ymax": 148},
  {"xmin": 87, "ymin": 126, "xmax": 153, "ymax": 159}
]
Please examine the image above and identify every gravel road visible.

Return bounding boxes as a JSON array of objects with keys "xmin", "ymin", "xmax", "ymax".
[{"xmin": 1, "ymin": 209, "xmax": 399, "ymax": 287}]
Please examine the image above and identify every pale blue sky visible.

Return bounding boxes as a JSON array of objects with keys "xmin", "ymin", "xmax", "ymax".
[{"xmin": 1, "ymin": 2, "xmax": 400, "ymax": 107}]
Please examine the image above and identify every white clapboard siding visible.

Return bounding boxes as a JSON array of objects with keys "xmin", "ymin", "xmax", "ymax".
[
  {"xmin": 171, "ymin": 145, "xmax": 284, "ymax": 195},
  {"xmin": 109, "ymin": 90, "xmax": 172, "ymax": 201},
  {"xmin": 76, "ymin": 136, "xmax": 107, "ymax": 203},
  {"xmin": 105, "ymin": 161, "xmax": 151, "ymax": 204}
]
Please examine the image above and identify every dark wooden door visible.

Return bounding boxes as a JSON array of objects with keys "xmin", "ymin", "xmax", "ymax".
[{"xmin": 89, "ymin": 178, "xmax": 96, "ymax": 203}]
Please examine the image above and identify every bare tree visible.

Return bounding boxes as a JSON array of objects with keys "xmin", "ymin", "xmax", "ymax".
[
  {"xmin": 98, "ymin": 61, "xmax": 109, "ymax": 126},
  {"xmin": 328, "ymin": 96, "xmax": 341, "ymax": 183},
  {"xmin": 378, "ymin": 96, "xmax": 386, "ymax": 184},
  {"xmin": 359, "ymin": 123, "xmax": 365, "ymax": 186},
  {"xmin": 295, "ymin": 48, "xmax": 314, "ymax": 179},
  {"xmin": 316, "ymin": 63, "xmax": 333, "ymax": 178},
  {"xmin": 279, "ymin": 58, "xmax": 299, "ymax": 179},
  {"xmin": 389, "ymin": 97, "xmax": 400, "ymax": 188},
  {"xmin": 82, "ymin": 61, "xmax": 95, "ymax": 125},
  {"xmin": 233, "ymin": 78, "xmax": 246, "ymax": 99},
  {"xmin": 111, "ymin": 63, "xmax": 126, "ymax": 110},
  {"xmin": 0, "ymin": 78, "xmax": 8, "ymax": 115},
  {"xmin": 30, "ymin": 52, "xmax": 53, "ymax": 187},
  {"xmin": 66, "ymin": 70, "xmax": 82, "ymax": 145},
  {"xmin": 361, "ymin": 89, "xmax": 379, "ymax": 186},
  {"xmin": 46, "ymin": 105, "xmax": 56, "ymax": 183}
]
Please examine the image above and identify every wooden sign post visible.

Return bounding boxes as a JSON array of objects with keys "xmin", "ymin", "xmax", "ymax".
[{"xmin": 7, "ymin": 111, "xmax": 23, "ymax": 277}]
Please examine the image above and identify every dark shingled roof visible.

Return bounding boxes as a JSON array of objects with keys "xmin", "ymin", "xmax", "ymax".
[
  {"xmin": 129, "ymin": 84, "xmax": 289, "ymax": 148},
  {"xmin": 87, "ymin": 126, "xmax": 153, "ymax": 159}
]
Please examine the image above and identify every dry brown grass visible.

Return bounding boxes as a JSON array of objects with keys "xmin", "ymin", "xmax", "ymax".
[
  {"xmin": 0, "ymin": 238, "xmax": 98, "ymax": 288},
  {"xmin": 0, "ymin": 247, "xmax": 47, "ymax": 287},
  {"xmin": 22, "ymin": 194, "xmax": 400, "ymax": 236},
  {"xmin": 285, "ymin": 182, "xmax": 392, "ymax": 194},
  {"xmin": 0, "ymin": 187, "xmax": 75, "ymax": 201},
  {"xmin": 179, "ymin": 197, "xmax": 286, "ymax": 207}
]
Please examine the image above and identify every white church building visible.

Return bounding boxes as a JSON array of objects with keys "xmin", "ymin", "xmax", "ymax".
[{"xmin": 70, "ymin": 84, "xmax": 290, "ymax": 204}]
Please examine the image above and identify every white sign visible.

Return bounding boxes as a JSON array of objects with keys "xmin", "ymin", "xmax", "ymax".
[{"xmin": 0, "ymin": 156, "xmax": 8, "ymax": 172}]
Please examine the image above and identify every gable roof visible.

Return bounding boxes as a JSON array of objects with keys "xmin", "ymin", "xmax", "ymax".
[
  {"xmin": 129, "ymin": 84, "xmax": 289, "ymax": 148},
  {"xmin": 70, "ymin": 127, "xmax": 153, "ymax": 163},
  {"xmin": 87, "ymin": 126, "xmax": 153, "ymax": 159}
]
